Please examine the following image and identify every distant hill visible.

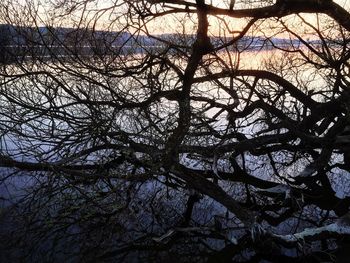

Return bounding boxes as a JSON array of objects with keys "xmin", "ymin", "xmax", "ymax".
[{"xmin": 0, "ymin": 24, "xmax": 304, "ymax": 63}]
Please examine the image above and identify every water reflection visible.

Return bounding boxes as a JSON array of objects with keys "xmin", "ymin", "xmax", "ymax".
[{"xmin": 0, "ymin": 47, "xmax": 348, "ymax": 262}]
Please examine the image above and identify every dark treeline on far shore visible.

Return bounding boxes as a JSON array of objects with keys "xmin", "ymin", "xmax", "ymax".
[{"xmin": 0, "ymin": 24, "xmax": 308, "ymax": 63}]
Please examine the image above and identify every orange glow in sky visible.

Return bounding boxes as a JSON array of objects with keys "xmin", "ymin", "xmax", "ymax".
[{"xmin": 2, "ymin": 0, "xmax": 349, "ymax": 38}]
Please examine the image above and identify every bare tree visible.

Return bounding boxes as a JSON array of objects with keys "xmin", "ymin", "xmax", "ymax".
[{"xmin": 0, "ymin": 0, "xmax": 350, "ymax": 262}]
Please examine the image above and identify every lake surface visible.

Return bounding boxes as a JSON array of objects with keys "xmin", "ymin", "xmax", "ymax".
[{"xmin": 0, "ymin": 47, "xmax": 348, "ymax": 262}]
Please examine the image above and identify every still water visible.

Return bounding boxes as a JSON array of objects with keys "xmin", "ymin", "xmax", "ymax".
[{"xmin": 0, "ymin": 47, "xmax": 348, "ymax": 262}]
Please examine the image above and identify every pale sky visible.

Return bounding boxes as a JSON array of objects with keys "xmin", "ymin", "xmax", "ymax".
[{"xmin": 2, "ymin": 0, "xmax": 350, "ymax": 36}]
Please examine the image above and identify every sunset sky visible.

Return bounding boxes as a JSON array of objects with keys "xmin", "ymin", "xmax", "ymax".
[{"xmin": 2, "ymin": 0, "xmax": 350, "ymax": 37}]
